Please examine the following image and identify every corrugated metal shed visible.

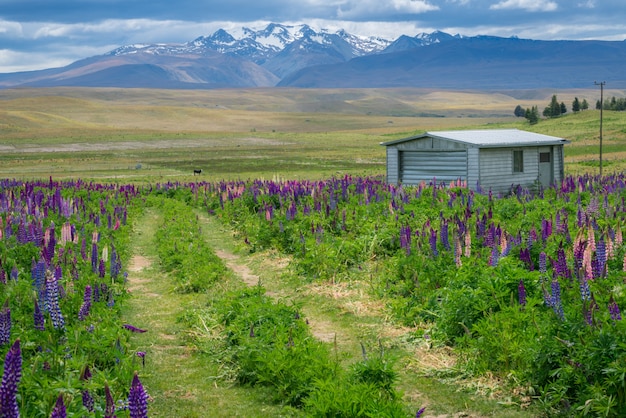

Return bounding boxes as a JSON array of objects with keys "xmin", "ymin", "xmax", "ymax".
[{"xmin": 381, "ymin": 129, "xmax": 570, "ymax": 193}]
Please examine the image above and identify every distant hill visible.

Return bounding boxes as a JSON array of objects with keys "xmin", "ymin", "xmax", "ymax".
[
  {"xmin": 279, "ymin": 36, "xmax": 626, "ymax": 89},
  {"xmin": 1, "ymin": 24, "xmax": 625, "ymax": 90}
]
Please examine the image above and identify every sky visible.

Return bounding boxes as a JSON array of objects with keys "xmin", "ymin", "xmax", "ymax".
[{"xmin": 1, "ymin": 0, "xmax": 625, "ymax": 73}]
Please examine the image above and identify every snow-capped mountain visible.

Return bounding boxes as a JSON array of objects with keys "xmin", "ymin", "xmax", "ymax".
[
  {"xmin": 97, "ymin": 23, "xmax": 399, "ymax": 80},
  {"xmin": 2, "ymin": 23, "xmax": 626, "ymax": 90}
]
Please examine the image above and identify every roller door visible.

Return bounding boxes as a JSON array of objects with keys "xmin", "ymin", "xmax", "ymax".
[{"xmin": 400, "ymin": 150, "xmax": 467, "ymax": 185}]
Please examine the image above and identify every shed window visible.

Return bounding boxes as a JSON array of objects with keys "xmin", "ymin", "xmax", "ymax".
[
  {"xmin": 539, "ymin": 152, "xmax": 551, "ymax": 163},
  {"xmin": 513, "ymin": 150, "xmax": 524, "ymax": 173}
]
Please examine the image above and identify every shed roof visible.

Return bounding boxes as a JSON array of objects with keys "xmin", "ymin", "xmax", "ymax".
[{"xmin": 381, "ymin": 129, "xmax": 570, "ymax": 148}]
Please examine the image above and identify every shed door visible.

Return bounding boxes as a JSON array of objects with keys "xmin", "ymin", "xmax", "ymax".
[
  {"xmin": 538, "ymin": 147, "xmax": 553, "ymax": 187},
  {"xmin": 400, "ymin": 150, "xmax": 467, "ymax": 185}
]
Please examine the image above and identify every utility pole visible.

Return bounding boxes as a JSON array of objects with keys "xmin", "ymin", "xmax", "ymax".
[{"xmin": 594, "ymin": 81, "xmax": 605, "ymax": 177}]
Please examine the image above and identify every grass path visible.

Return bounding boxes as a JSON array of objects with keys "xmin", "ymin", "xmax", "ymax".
[
  {"xmin": 122, "ymin": 207, "xmax": 537, "ymax": 417},
  {"xmin": 122, "ymin": 208, "xmax": 294, "ymax": 417}
]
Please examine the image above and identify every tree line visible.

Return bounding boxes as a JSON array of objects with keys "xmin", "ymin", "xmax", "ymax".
[{"xmin": 514, "ymin": 94, "xmax": 591, "ymax": 125}]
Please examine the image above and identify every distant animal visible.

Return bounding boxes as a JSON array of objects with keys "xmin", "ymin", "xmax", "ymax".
[{"xmin": 193, "ymin": 169, "xmax": 202, "ymax": 175}]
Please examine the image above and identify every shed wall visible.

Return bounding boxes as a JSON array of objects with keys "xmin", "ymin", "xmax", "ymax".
[
  {"xmin": 478, "ymin": 148, "xmax": 539, "ymax": 194},
  {"xmin": 399, "ymin": 150, "xmax": 467, "ymax": 185},
  {"xmin": 554, "ymin": 145, "xmax": 564, "ymax": 184},
  {"xmin": 386, "ymin": 148, "xmax": 399, "ymax": 184}
]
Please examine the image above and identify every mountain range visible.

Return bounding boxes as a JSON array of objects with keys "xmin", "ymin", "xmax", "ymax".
[{"xmin": 1, "ymin": 23, "xmax": 625, "ymax": 90}]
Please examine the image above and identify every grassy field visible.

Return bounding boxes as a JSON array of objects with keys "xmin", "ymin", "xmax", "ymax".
[{"xmin": 0, "ymin": 86, "xmax": 624, "ymax": 182}]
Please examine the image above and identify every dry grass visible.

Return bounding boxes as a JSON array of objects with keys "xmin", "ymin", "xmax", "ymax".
[{"xmin": 1, "ymin": 86, "xmax": 624, "ymax": 181}]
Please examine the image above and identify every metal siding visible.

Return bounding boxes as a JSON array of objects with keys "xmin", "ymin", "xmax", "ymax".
[
  {"xmin": 400, "ymin": 150, "xmax": 467, "ymax": 185},
  {"xmin": 386, "ymin": 148, "xmax": 399, "ymax": 184},
  {"xmin": 555, "ymin": 145, "xmax": 564, "ymax": 183},
  {"xmin": 467, "ymin": 148, "xmax": 480, "ymax": 189},
  {"xmin": 479, "ymin": 148, "xmax": 539, "ymax": 194}
]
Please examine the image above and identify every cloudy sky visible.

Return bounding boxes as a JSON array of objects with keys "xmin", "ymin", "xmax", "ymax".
[{"xmin": 1, "ymin": 0, "xmax": 625, "ymax": 73}]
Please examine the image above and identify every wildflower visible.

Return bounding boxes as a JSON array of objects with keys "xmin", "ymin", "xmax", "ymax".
[
  {"xmin": 609, "ymin": 296, "xmax": 622, "ymax": 321},
  {"xmin": 583, "ymin": 296, "xmax": 598, "ymax": 326},
  {"xmin": 416, "ymin": 407, "xmax": 426, "ymax": 418},
  {"xmin": 488, "ymin": 245, "xmax": 499, "ymax": 267},
  {"xmin": 440, "ymin": 217, "xmax": 450, "ymax": 250},
  {"xmin": 104, "ymin": 383, "xmax": 117, "ymax": 418},
  {"xmin": 429, "ymin": 228, "xmax": 438, "ymax": 256},
  {"xmin": 596, "ymin": 237, "xmax": 607, "ymax": 277},
  {"xmin": 9, "ymin": 266, "xmax": 18, "ymax": 281},
  {"xmin": 550, "ymin": 279, "xmax": 565, "ymax": 320},
  {"xmin": 34, "ymin": 299, "xmax": 45, "ymax": 331},
  {"xmin": 50, "ymin": 394, "xmax": 66, "ymax": 418},
  {"xmin": 454, "ymin": 234, "xmax": 462, "ymax": 267},
  {"xmin": 78, "ymin": 285, "xmax": 92, "ymax": 321},
  {"xmin": 0, "ymin": 339, "xmax": 22, "ymax": 418},
  {"xmin": 518, "ymin": 280, "xmax": 527, "ymax": 307},
  {"xmin": 80, "ymin": 365, "xmax": 94, "ymax": 412},
  {"xmin": 578, "ymin": 276, "xmax": 591, "ymax": 302},
  {"xmin": 0, "ymin": 301, "xmax": 10, "ymax": 346},
  {"xmin": 136, "ymin": 351, "xmax": 146, "ymax": 367},
  {"xmin": 123, "ymin": 324, "xmax": 147, "ymax": 333},
  {"xmin": 400, "ymin": 225, "xmax": 412, "ymax": 256},
  {"xmin": 45, "ymin": 269, "xmax": 65, "ymax": 330},
  {"xmin": 128, "ymin": 372, "xmax": 149, "ymax": 418},
  {"xmin": 539, "ymin": 252, "xmax": 547, "ymax": 274}
]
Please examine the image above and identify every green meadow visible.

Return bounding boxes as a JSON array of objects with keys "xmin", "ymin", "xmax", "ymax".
[{"xmin": 1, "ymin": 87, "xmax": 624, "ymax": 182}]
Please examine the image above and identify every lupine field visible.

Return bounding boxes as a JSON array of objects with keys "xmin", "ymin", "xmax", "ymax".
[{"xmin": 1, "ymin": 172, "xmax": 626, "ymax": 416}]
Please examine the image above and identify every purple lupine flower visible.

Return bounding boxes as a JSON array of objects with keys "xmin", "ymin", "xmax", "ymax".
[
  {"xmin": 596, "ymin": 237, "xmax": 607, "ymax": 278},
  {"xmin": 578, "ymin": 276, "xmax": 591, "ymax": 302},
  {"xmin": 429, "ymin": 228, "xmax": 438, "ymax": 256},
  {"xmin": 609, "ymin": 296, "xmax": 622, "ymax": 321},
  {"xmin": 104, "ymin": 384, "xmax": 117, "ymax": 418},
  {"xmin": 98, "ymin": 259, "xmax": 106, "ymax": 278},
  {"xmin": 128, "ymin": 372, "xmax": 149, "ymax": 418},
  {"xmin": 550, "ymin": 279, "xmax": 565, "ymax": 320},
  {"xmin": 123, "ymin": 324, "xmax": 147, "ymax": 333},
  {"xmin": 555, "ymin": 247, "xmax": 571, "ymax": 279},
  {"xmin": 78, "ymin": 285, "xmax": 92, "ymax": 321},
  {"xmin": 519, "ymin": 247, "xmax": 532, "ymax": 271},
  {"xmin": 400, "ymin": 225, "xmax": 412, "ymax": 256},
  {"xmin": 9, "ymin": 266, "xmax": 18, "ymax": 281},
  {"xmin": 416, "ymin": 407, "xmax": 426, "ymax": 418},
  {"xmin": 518, "ymin": 280, "xmax": 527, "ymax": 307},
  {"xmin": 34, "ymin": 299, "xmax": 45, "ymax": 331},
  {"xmin": 80, "ymin": 365, "xmax": 95, "ymax": 412},
  {"xmin": 136, "ymin": 351, "xmax": 146, "ymax": 367},
  {"xmin": 489, "ymin": 245, "xmax": 499, "ymax": 267},
  {"xmin": 45, "ymin": 269, "xmax": 65, "ymax": 330},
  {"xmin": 583, "ymin": 296, "xmax": 598, "ymax": 327},
  {"xmin": 440, "ymin": 217, "xmax": 450, "ymax": 251},
  {"xmin": 0, "ymin": 302, "xmax": 10, "ymax": 346},
  {"xmin": 539, "ymin": 252, "xmax": 547, "ymax": 274},
  {"xmin": 0, "ymin": 339, "xmax": 22, "ymax": 418},
  {"xmin": 541, "ymin": 218, "xmax": 552, "ymax": 241},
  {"xmin": 50, "ymin": 394, "xmax": 66, "ymax": 418}
]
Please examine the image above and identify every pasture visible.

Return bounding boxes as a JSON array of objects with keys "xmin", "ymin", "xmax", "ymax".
[
  {"xmin": 1, "ymin": 87, "xmax": 626, "ymax": 416},
  {"xmin": 2, "ymin": 87, "xmax": 624, "ymax": 181}
]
